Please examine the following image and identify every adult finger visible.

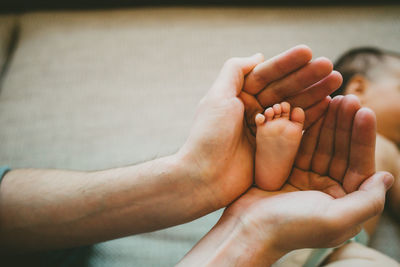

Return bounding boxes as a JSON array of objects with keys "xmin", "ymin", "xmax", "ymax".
[
  {"xmin": 256, "ymin": 57, "xmax": 333, "ymax": 108},
  {"xmin": 287, "ymin": 71, "xmax": 342, "ymax": 109},
  {"xmin": 329, "ymin": 95, "xmax": 361, "ymax": 182},
  {"xmin": 311, "ymin": 96, "xmax": 343, "ymax": 175},
  {"xmin": 240, "ymin": 92, "xmax": 327, "ymax": 136},
  {"xmin": 239, "ymin": 91, "xmax": 264, "ymax": 136},
  {"xmin": 209, "ymin": 53, "xmax": 264, "ymax": 99},
  {"xmin": 303, "ymin": 96, "xmax": 331, "ymax": 130},
  {"xmin": 329, "ymin": 171, "xmax": 393, "ymax": 230},
  {"xmin": 295, "ymin": 116, "xmax": 324, "ymax": 170},
  {"xmin": 243, "ymin": 45, "xmax": 312, "ymax": 95},
  {"xmin": 342, "ymin": 108, "xmax": 377, "ymax": 193}
]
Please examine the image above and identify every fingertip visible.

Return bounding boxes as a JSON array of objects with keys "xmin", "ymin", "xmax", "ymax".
[
  {"xmin": 330, "ymin": 95, "xmax": 344, "ymax": 106},
  {"xmin": 358, "ymin": 171, "xmax": 392, "ymax": 192},
  {"xmin": 356, "ymin": 107, "xmax": 376, "ymax": 120},
  {"xmin": 314, "ymin": 57, "xmax": 334, "ymax": 72},
  {"xmin": 382, "ymin": 171, "xmax": 394, "ymax": 190},
  {"xmin": 343, "ymin": 94, "xmax": 361, "ymax": 107},
  {"xmin": 292, "ymin": 44, "xmax": 313, "ymax": 62},
  {"xmin": 328, "ymin": 71, "xmax": 343, "ymax": 90},
  {"xmin": 296, "ymin": 44, "xmax": 311, "ymax": 51},
  {"xmin": 252, "ymin": 52, "xmax": 265, "ymax": 62},
  {"xmin": 354, "ymin": 107, "xmax": 377, "ymax": 133},
  {"xmin": 331, "ymin": 70, "xmax": 343, "ymax": 85},
  {"xmin": 332, "ymin": 95, "xmax": 343, "ymax": 101}
]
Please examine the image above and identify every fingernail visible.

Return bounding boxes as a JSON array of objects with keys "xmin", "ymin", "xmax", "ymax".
[{"xmin": 383, "ymin": 174, "xmax": 394, "ymax": 190}]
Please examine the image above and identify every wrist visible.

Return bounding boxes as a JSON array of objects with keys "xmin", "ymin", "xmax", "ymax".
[
  {"xmin": 178, "ymin": 209, "xmax": 286, "ymax": 267},
  {"xmin": 220, "ymin": 211, "xmax": 286, "ymax": 266},
  {"xmin": 175, "ymin": 148, "xmax": 224, "ymax": 211}
]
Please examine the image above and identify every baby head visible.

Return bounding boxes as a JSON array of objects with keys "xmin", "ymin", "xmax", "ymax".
[{"xmin": 332, "ymin": 47, "xmax": 400, "ymax": 145}]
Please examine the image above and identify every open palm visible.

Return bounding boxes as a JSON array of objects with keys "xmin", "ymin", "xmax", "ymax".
[
  {"xmin": 223, "ymin": 95, "xmax": 382, "ymax": 253},
  {"xmin": 288, "ymin": 95, "xmax": 376, "ymax": 197}
]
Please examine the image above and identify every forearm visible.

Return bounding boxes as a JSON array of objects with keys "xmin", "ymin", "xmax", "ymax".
[
  {"xmin": 177, "ymin": 212, "xmax": 284, "ymax": 267},
  {"xmin": 0, "ymin": 154, "xmax": 214, "ymax": 252}
]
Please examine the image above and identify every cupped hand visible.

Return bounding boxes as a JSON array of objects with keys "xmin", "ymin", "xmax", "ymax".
[
  {"xmin": 241, "ymin": 45, "xmax": 343, "ymax": 137},
  {"xmin": 224, "ymin": 171, "xmax": 393, "ymax": 254},
  {"xmin": 223, "ymin": 94, "xmax": 393, "ymax": 255},
  {"xmin": 288, "ymin": 95, "xmax": 376, "ymax": 196},
  {"xmin": 178, "ymin": 46, "xmax": 339, "ymax": 210}
]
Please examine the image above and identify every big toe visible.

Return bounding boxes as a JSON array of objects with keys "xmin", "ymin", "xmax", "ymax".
[{"xmin": 291, "ymin": 107, "xmax": 305, "ymax": 125}]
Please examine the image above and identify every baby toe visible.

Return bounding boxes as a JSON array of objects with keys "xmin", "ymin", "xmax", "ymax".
[
  {"xmin": 255, "ymin": 113, "xmax": 266, "ymax": 126},
  {"xmin": 273, "ymin": 104, "xmax": 282, "ymax": 119},
  {"xmin": 291, "ymin": 107, "xmax": 305, "ymax": 125},
  {"xmin": 281, "ymin": 102, "xmax": 291, "ymax": 118},
  {"xmin": 264, "ymin": 107, "xmax": 275, "ymax": 121}
]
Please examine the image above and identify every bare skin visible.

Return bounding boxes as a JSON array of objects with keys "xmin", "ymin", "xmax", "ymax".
[
  {"xmin": 254, "ymin": 102, "xmax": 305, "ymax": 191},
  {"xmin": 0, "ymin": 46, "xmax": 342, "ymax": 252},
  {"xmin": 343, "ymin": 58, "xmax": 400, "ymax": 228},
  {"xmin": 323, "ymin": 242, "xmax": 399, "ymax": 267},
  {"xmin": 1, "ymin": 48, "xmax": 395, "ymax": 265},
  {"xmin": 178, "ymin": 95, "xmax": 394, "ymax": 266}
]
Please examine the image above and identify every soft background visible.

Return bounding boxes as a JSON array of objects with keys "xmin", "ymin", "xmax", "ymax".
[{"xmin": 0, "ymin": 6, "xmax": 399, "ymax": 266}]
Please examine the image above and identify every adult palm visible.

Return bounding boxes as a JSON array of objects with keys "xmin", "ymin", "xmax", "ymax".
[
  {"xmin": 288, "ymin": 95, "xmax": 376, "ymax": 197},
  {"xmin": 224, "ymin": 96, "xmax": 387, "ymax": 254}
]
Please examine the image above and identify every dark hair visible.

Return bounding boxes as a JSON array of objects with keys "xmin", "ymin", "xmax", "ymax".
[{"xmin": 331, "ymin": 47, "xmax": 386, "ymax": 97}]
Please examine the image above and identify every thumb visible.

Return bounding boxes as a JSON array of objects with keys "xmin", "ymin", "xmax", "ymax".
[
  {"xmin": 209, "ymin": 53, "xmax": 264, "ymax": 98},
  {"xmin": 331, "ymin": 171, "xmax": 394, "ymax": 229}
]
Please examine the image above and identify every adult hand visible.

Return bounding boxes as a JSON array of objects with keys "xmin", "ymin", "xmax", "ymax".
[
  {"xmin": 225, "ymin": 171, "xmax": 393, "ymax": 258},
  {"xmin": 179, "ymin": 46, "xmax": 340, "ymax": 209},
  {"xmin": 178, "ymin": 172, "xmax": 393, "ymax": 267},
  {"xmin": 224, "ymin": 94, "xmax": 388, "ymax": 258},
  {"xmin": 178, "ymin": 95, "xmax": 394, "ymax": 265},
  {"xmin": 289, "ymin": 95, "xmax": 376, "ymax": 195},
  {"xmin": 241, "ymin": 45, "xmax": 343, "ymax": 135}
]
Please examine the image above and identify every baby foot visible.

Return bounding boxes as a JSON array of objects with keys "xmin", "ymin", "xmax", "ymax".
[{"xmin": 255, "ymin": 102, "xmax": 305, "ymax": 191}]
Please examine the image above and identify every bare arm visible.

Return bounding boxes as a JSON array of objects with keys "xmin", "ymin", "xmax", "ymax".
[
  {"xmin": 0, "ymin": 46, "xmax": 339, "ymax": 253},
  {"xmin": 0, "ymin": 154, "xmax": 212, "ymax": 252},
  {"xmin": 0, "ymin": 53, "xmax": 264, "ymax": 253},
  {"xmin": 177, "ymin": 208, "xmax": 284, "ymax": 267}
]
